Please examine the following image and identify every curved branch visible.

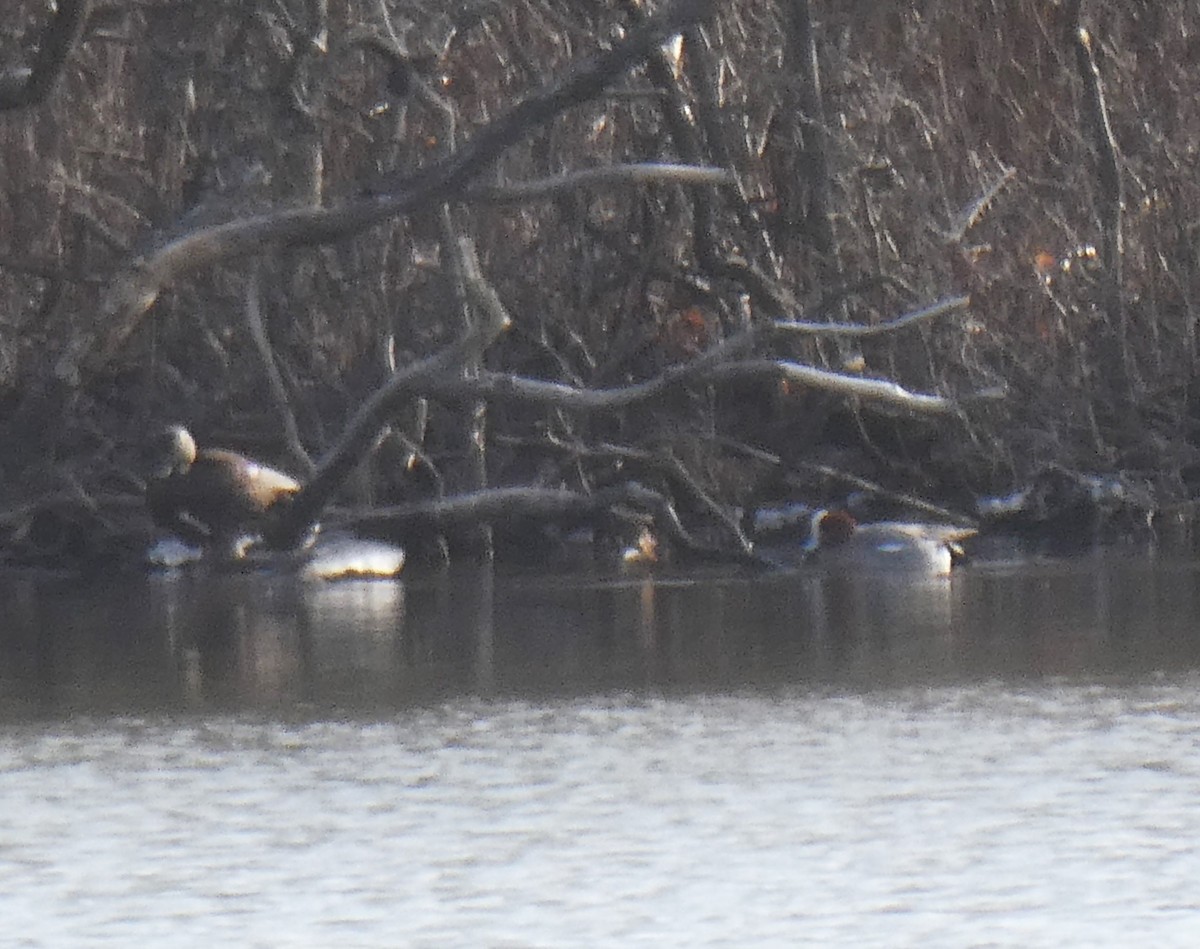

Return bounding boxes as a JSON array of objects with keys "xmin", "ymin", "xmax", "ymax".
[
  {"xmin": 707, "ymin": 360, "xmax": 958, "ymax": 414},
  {"xmin": 265, "ymin": 239, "xmax": 511, "ymax": 548},
  {"xmin": 467, "ymin": 163, "xmax": 733, "ymax": 203},
  {"xmin": 769, "ymin": 295, "xmax": 970, "ymax": 338},
  {"xmin": 66, "ymin": 0, "xmax": 714, "ymax": 382},
  {"xmin": 418, "ymin": 360, "xmax": 959, "ymax": 416}
]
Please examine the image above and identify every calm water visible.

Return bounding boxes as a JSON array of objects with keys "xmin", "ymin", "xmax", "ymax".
[{"xmin": 3, "ymin": 555, "xmax": 1200, "ymax": 946}]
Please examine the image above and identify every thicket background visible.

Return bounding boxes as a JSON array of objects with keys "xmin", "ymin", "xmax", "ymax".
[{"xmin": 1, "ymin": 0, "xmax": 1196, "ymax": 564}]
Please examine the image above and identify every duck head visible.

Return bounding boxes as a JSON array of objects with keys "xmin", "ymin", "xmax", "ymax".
[{"xmin": 147, "ymin": 424, "xmax": 198, "ymax": 479}]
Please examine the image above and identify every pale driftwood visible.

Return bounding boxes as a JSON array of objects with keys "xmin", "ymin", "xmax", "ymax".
[
  {"xmin": 709, "ymin": 360, "xmax": 959, "ymax": 413},
  {"xmin": 769, "ymin": 296, "xmax": 970, "ymax": 337},
  {"xmin": 273, "ymin": 297, "xmax": 969, "ymax": 432},
  {"xmin": 417, "ymin": 356, "xmax": 959, "ymax": 416},
  {"xmin": 467, "ymin": 164, "xmax": 734, "ymax": 203}
]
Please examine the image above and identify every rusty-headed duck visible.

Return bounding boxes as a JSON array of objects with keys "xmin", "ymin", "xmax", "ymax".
[{"xmin": 806, "ymin": 509, "xmax": 976, "ymax": 576}]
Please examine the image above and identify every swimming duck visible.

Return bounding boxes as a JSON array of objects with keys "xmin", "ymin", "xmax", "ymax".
[
  {"xmin": 145, "ymin": 425, "xmax": 301, "ymax": 557},
  {"xmin": 805, "ymin": 509, "xmax": 976, "ymax": 575}
]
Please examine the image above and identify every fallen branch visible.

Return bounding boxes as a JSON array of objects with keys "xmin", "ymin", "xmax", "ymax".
[
  {"xmin": 416, "ymin": 355, "xmax": 959, "ymax": 416},
  {"xmin": 467, "ymin": 163, "xmax": 734, "ymax": 203},
  {"xmin": 708, "ymin": 360, "xmax": 959, "ymax": 414},
  {"xmin": 265, "ymin": 238, "xmax": 510, "ymax": 548},
  {"xmin": 65, "ymin": 0, "xmax": 714, "ymax": 382},
  {"xmin": 288, "ymin": 295, "xmax": 970, "ymax": 424},
  {"xmin": 335, "ymin": 482, "xmax": 769, "ymax": 567},
  {"xmin": 265, "ymin": 270, "xmax": 968, "ymax": 546},
  {"xmin": 769, "ymin": 295, "xmax": 970, "ymax": 338},
  {"xmin": 242, "ymin": 263, "xmax": 315, "ymax": 476}
]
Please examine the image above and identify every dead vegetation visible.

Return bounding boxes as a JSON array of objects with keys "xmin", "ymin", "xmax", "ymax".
[{"xmin": 0, "ymin": 0, "xmax": 1195, "ymax": 568}]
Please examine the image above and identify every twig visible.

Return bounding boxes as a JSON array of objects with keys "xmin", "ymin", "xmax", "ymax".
[
  {"xmin": 242, "ymin": 263, "xmax": 315, "ymax": 475},
  {"xmin": 942, "ymin": 167, "xmax": 1017, "ymax": 244}
]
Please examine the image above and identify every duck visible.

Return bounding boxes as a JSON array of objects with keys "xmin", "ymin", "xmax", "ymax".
[
  {"xmin": 804, "ymin": 509, "xmax": 976, "ymax": 576},
  {"xmin": 145, "ymin": 425, "xmax": 301, "ymax": 558}
]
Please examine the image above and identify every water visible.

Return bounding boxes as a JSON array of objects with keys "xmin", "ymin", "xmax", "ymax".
[{"xmin": 3, "ymin": 555, "xmax": 1200, "ymax": 946}]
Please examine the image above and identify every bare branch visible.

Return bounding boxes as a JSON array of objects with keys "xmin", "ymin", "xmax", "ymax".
[
  {"xmin": 62, "ymin": 0, "xmax": 715, "ymax": 382},
  {"xmin": 335, "ymin": 483, "xmax": 769, "ymax": 567},
  {"xmin": 708, "ymin": 360, "xmax": 959, "ymax": 414},
  {"xmin": 769, "ymin": 295, "xmax": 970, "ymax": 338},
  {"xmin": 265, "ymin": 239, "xmax": 511, "ymax": 548},
  {"xmin": 0, "ymin": 0, "xmax": 91, "ymax": 110},
  {"xmin": 418, "ymin": 355, "xmax": 958, "ymax": 416},
  {"xmin": 467, "ymin": 163, "xmax": 734, "ymax": 203},
  {"xmin": 941, "ymin": 168, "xmax": 1016, "ymax": 244},
  {"xmin": 242, "ymin": 264, "xmax": 315, "ymax": 476},
  {"xmin": 406, "ymin": 296, "xmax": 973, "ymax": 415}
]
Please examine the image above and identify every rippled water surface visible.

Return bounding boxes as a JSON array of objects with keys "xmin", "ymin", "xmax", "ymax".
[{"xmin": 3, "ymin": 556, "xmax": 1200, "ymax": 946}]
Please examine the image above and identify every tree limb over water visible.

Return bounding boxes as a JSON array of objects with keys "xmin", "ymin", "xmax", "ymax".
[
  {"xmin": 266, "ymin": 238, "xmax": 510, "ymax": 549},
  {"xmin": 333, "ymin": 483, "xmax": 769, "ymax": 568},
  {"xmin": 263, "ymin": 250, "xmax": 976, "ymax": 552},
  {"xmin": 62, "ymin": 0, "xmax": 716, "ymax": 384}
]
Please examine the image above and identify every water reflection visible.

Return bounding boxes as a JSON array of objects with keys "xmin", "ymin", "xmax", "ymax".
[
  {"xmin": 4, "ymin": 554, "xmax": 1200, "ymax": 718},
  {"xmin": 6, "ymin": 556, "xmax": 1200, "ymax": 944}
]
